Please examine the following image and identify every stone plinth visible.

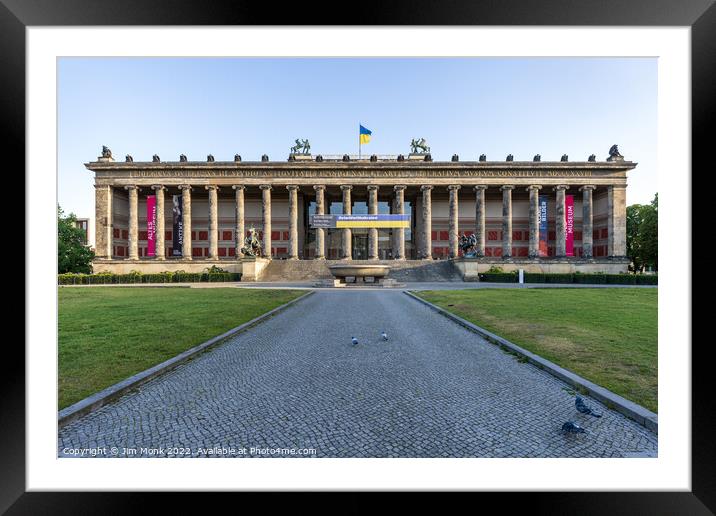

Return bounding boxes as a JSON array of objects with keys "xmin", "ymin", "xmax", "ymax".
[{"xmin": 240, "ymin": 257, "xmax": 271, "ymax": 282}]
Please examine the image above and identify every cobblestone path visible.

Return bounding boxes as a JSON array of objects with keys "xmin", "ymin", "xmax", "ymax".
[{"xmin": 58, "ymin": 290, "xmax": 657, "ymax": 458}]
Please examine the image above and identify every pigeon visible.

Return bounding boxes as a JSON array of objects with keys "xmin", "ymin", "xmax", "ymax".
[
  {"xmin": 575, "ymin": 396, "xmax": 602, "ymax": 417},
  {"xmin": 351, "ymin": 337, "xmax": 359, "ymax": 346},
  {"xmin": 381, "ymin": 332, "xmax": 388, "ymax": 341},
  {"xmin": 561, "ymin": 421, "xmax": 586, "ymax": 434}
]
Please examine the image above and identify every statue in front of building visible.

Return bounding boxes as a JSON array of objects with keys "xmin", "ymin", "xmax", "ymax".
[
  {"xmin": 410, "ymin": 138, "xmax": 430, "ymax": 154},
  {"xmin": 290, "ymin": 139, "xmax": 311, "ymax": 155},
  {"xmin": 459, "ymin": 233, "xmax": 478, "ymax": 257},
  {"xmin": 241, "ymin": 227, "xmax": 263, "ymax": 257},
  {"xmin": 102, "ymin": 146, "xmax": 112, "ymax": 158}
]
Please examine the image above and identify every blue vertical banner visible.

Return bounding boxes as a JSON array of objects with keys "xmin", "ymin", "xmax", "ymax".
[
  {"xmin": 172, "ymin": 194, "xmax": 183, "ymax": 257},
  {"xmin": 538, "ymin": 195, "xmax": 548, "ymax": 257}
]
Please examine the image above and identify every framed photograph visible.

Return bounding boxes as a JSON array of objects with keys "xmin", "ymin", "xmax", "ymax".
[{"xmin": 9, "ymin": 0, "xmax": 710, "ymax": 512}]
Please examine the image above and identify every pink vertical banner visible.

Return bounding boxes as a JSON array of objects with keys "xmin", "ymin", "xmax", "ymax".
[
  {"xmin": 565, "ymin": 194, "xmax": 574, "ymax": 257},
  {"xmin": 146, "ymin": 195, "xmax": 156, "ymax": 256}
]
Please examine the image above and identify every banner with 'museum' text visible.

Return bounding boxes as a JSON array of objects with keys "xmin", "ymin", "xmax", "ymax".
[
  {"xmin": 146, "ymin": 195, "xmax": 156, "ymax": 257},
  {"xmin": 565, "ymin": 194, "xmax": 574, "ymax": 257}
]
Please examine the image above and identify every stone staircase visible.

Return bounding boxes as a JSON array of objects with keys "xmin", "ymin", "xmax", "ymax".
[{"xmin": 258, "ymin": 259, "xmax": 461, "ymax": 282}]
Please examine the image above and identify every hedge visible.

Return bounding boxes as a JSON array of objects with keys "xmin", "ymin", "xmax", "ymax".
[
  {"xmin": 477, "ymin": 271, "xmax": 656, "ymax": 285},
  {"xmin": 58, "ymin": 271, "xmax": 242, "ymax": 285}
]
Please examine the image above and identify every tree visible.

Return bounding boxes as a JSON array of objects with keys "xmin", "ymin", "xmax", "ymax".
[
  {"xmin": 626, "ymin": 193, "xmax": 658, "ymax": 272},
  {"xmin": 58, "ymin": 205, "xmax": 94, "ymax": 273}
]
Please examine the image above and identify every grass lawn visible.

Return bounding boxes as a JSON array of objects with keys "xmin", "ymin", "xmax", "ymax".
[
  {"xmin": 58, "ymin": 287, "xmax": 305, "ymax": 410},
  {"xmin": 416, "ymin": 288, "xmax": 657, "ymax": 412}
]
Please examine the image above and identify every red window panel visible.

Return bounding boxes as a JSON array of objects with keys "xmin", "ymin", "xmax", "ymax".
[
  {"xmin": 218, "ymin": 247, "xmax": 227, "ymax": 257},
  {"xmin": 121, "ymin": 229, "xmax": 129, "ymax": 240},
  {"xmin": 228, "ymin": 247, "xmax": 236, "ymax": 257},
  {"xmin": 204, "ymin": 248, "xmax": 209, "ymax": 257},
  {"xmin": 124, "ymin": 246, "xmax": 129, "ymax": 256},
  {"xmin": 442, "ymin": 247, "xmax": 450, "ymax": 256},
  {"xmin": 548, "ymin": 247, "xmax": 555, "ymax": 257},
  {"xmin": 548, "ymin": 231, "xmax": 556, "ymax": 241},
  {"xmin": 191, "ymin": 231, "xmax": 196, "ymax": 241},
  {"xmin": 192, "ymin": 247, "xmax": 203, "ymax": 257},
  {"xmin": 517, "ymin": 247, "xmax": 528, "ymax": 257},
  {"xmin": 116, "ymin": 246, "xmax": 123, "ymax": 257},
  {"xmin": 600, "ymin": 228, "xmax": 609, "ymax": 239},
  {"xmin": 431, "ymin": 231, "xmax": 437, "ymax": 241},
  {"xmin": 138, "ymin": 248, "xmax": 143, "ymax": 257},
  {"xmin": 593, "ymin": 229, "xmax": 600, "ymax": 240},
  {"xmin": 139, "ymin": 231, "xmax": 148, "ymax": 240},
  {"xmin": 439, "ymin": 231, "xmax": 449, "ymax": 241},
  {"xmin": 577, "ymin": 247, "xmax": 583, "ymax": 257},
  {"xmin": 595, "ymin": 245, "xmax": 603, "ymax": 257},
  {"xmin": 485, "ymin": 247, "xmax": 492, "ymax": 257},
  {"xmin": 271, "ymin": 231, "xmax": 280, "ymax": 241},
  {"xmin": 574, "ymin": 231, "xmax": 582, "ymax": 241},
  {"xmin": 165, "ymin": 231, "xmax": 172, "ymax": 241},
  {"xmin": 488, "ymin": 231, "xmax": 499, "ymax": 241},
  {"xmin": 222, "ymin": 231, "xmax": 232, "ymax": 241},
  {"xmin": 113, "ymin": 228, "xmax": 120, "ymax": 238},
  {"xmin": 166, "ymin": 247, "xmax": 171, "ymax": 258},
  {"xmin": 198, "ymin": 231, "xmax": 208, "ymax": 241},
  {"xmin": 283, "ymin": 231, "xmax": 290, "ymax": 241},
  {"xmin": 512, "ymin": 231, "xmax": 522, "ymax": 241},
  {"xmin": 493, "ymin": 247, "xmax": 503, "ymax": 257},
  {"xmin": 276, "ymin": 247, "xmax": 287, "ymax": 255}
]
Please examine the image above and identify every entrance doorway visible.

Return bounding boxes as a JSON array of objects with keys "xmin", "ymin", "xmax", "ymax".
[{"xmin": 352, "ymin": 229, "xmax": 369, "ymax": 260}]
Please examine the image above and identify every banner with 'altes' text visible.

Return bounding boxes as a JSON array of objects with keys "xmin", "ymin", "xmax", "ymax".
[
  {"xmin": 565, "ymin": 194, "xmax": 574, "ymax": 257},
  {"xmin": 146, "ymin": 195, "xmax": 156, "ymax": 257}
]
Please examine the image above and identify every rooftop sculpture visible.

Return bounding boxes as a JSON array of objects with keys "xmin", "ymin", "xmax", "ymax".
[
  {"xmin": 608, "ymin": 144, "xmax": 624, "ymax": 161},
  {"xmin": 290, "ymin": 139, "xmax": 311, "ymax": 155},
  {"xmin": 125, "ymin": 154, "xmax": 133, "ymax": 162},
  {"xmin": 410, "ymin": 138, "xmax": 430, "ymax": 154},
  {"xmin": 101, "ymin": 146, "xmax": 112, "ymax": 159},
  {"xmin": 152, "ymin": 154, "xmax": 161, "ymax": 163},
  {"xmin": 179, "ymin": 154, "xmax": 187, "ymax": 162}
]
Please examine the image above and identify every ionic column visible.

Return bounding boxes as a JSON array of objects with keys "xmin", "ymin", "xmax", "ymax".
[
  {"xmin": 287, "ymin": 185, "xmax": 299, "ymax": 260},
  {"xmin": 232, "ymin": 185, "xmax": 245, "ymax": 259},
  {"xmin": 421, "ymin": 185, "xmax": 433, "ymax": 259},
  {"xmin": 393, "ymin": 185, "xmax": 407, "ymax": 260},
  {"xmin": 501, "ymin": 185, "xmax": 514, "ymax": 258},
  {"xmin": 151, "ymin": 185, "xmax": 166, "ymax": 260},
  {"xmin": 340, "ymin": 185, "xmax": 353, "ymax": 260},
  {"xmin": 448, "ymin": 185, "xmax": 461, "ymax": 259},
  {"xmin": 554, "ymin": 185, "xmax": 569, "ymax": 257},
  {"xmin": 474, "ymin": 185, "xmax": 487, "ymax": 257},
  {"xmin": 179, "ymin": 184, "xmax": 193, "ymax": 260},
  {"xmin": 367, "ymin": 185, "xmax": 379, "ymax": 260},
  {"xmin": 608, "ymin": 185, "xmax": 627, "ymax": 257},
  {"xmin": 206, "ymin": 185, "xmax": 219, "ymax": 259},
  {"xmin": 527, "ymin": 185, "xmax": 542, "ymax": 258},
  {"xmin": 125, "ymin": 185, "xmax": 139, "ymax": 260},
  {"xmin": 313, "ymin": 185, "xmax": 326, "ymax": 259},
  {"xmin": 94, "ymin": 184, "xmax": 113, "ymax": 259},
  {"xmin": 260, "ymin": 185, "xmax": 273, "ymax": 259},
  {"xmin": 580, "ymin": 185, "xmax": 596, "ymax": 258}
]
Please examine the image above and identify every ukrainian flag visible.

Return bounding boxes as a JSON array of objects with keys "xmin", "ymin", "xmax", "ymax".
[{"xmin": 359, "ymin": 125, "xmax": 372, "ymax": 144}]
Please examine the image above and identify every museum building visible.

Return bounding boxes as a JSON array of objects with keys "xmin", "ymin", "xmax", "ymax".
[{"xmin": 88, "ymin": 147, "xmax": 635, "ymax": 281}]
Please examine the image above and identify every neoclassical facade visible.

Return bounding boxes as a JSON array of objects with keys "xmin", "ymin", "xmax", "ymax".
[{"xmin": 88, "ymin": 150, "xmax": 635, "ymax": 279}]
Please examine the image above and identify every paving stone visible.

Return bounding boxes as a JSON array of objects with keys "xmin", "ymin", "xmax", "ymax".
[{"xmin": 58, "ymin": 290, "xmax": 657, "ymax": 458}]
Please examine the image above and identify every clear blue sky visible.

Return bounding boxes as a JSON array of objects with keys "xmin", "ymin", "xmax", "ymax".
[{"xmin": 58, "ymin": 57, "xmax": 657, "ymax": 217}]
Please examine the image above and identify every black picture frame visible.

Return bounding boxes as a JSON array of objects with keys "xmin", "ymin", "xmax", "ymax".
[{"xmin": 6, "ymin": 0, "xmax": 711, "ymax": 513}]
